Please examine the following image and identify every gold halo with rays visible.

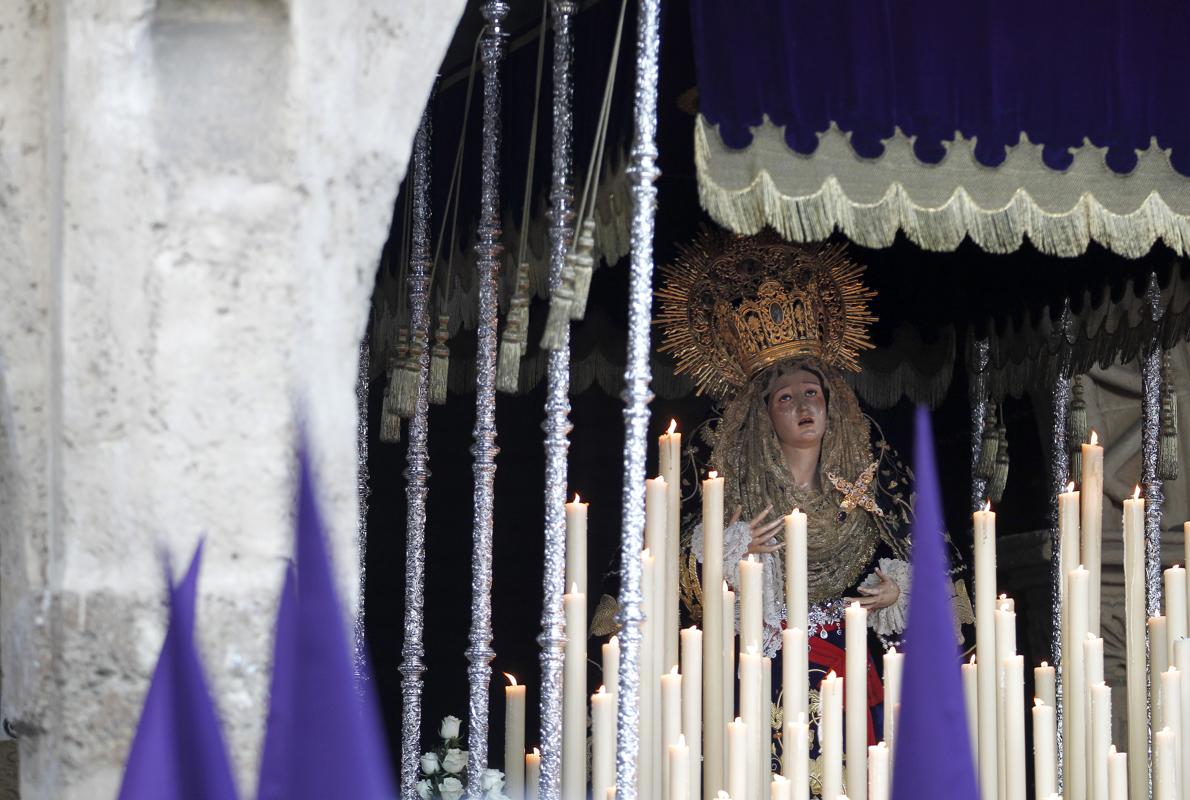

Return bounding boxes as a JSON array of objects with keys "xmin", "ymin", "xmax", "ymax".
[{"xmin": 655, "ymin": 228, "xmax": 877, "ymax": 400}]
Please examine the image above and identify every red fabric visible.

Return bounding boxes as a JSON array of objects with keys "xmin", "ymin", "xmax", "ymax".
[{"xmin": 809, "ymin": 628, "xmax": 885, "ymax": 745}]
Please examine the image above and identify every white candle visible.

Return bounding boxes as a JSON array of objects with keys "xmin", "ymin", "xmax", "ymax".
[
  {"xmin": 770, "ymin": 774, "xmax": 792, "ymax": 800},
  {"xmin": 640, "ymin": 552, "xmax": 656, "ymax": 800},
  {"xmin": 763, "ymin": 655, "xmax": 773, "ymax": 792},
  {"xmin": 504, "ymin": 673, "xmax": 526, "ymax": 800},
  {"xmin": 603, "ymin": 635, "xmax": 620, "ymax": 698},
  {"xmin": 962, "ymin": 656, "xmax": 979, "ymax": 768},
  {"xmin": 1157, "ymin": 727, "xmax": 1177, "ymax": 800},
  {"xmin": 1032, "ymin": 699, "xmax": 1057, "ymax": 800},
  {"xmin": 565, "ymin": 494, "xmax": 589, "ymax": 595},
  {"xmin": 668, "ymin": 734, "xmax": 690, "ymax": 800},
  {"xmin": 526, "ymin": 747, "xmax": 541, "ymax": 800},
  {"xmin": 883, "ymin": 647, "xmax": 904, "ymax": 761},
  {"xmin": 869, "ymin": 742, "xmax": 890, "ymax": 800},
  {"xmin": 681, "ymin": 626, "xmax": 702, "ymax": 800},
  {"xmin": 1168, "ymin": 567, "xmax": 1188, "ymax": 662},
  {"xmin": 659, "ymin": 421, "xmax": 682, "ymax": 672},
  {"xmin": 1090, "ymin": 682, "xmax": 1112, "ymax": 800},
  {"xmin": 1082, "ymin": 433, "xmax": 1104, "ymax": 634},
  {"xmin": 702, "ymin": 471, "xmax": 725, "ymax": 797},
  {"xmin": 1084, "ymin": 637, "xmax": 1105, "ymax": 800},
  {"xmin": 1060, "ymin": 484, "xmax": 1081, "ymax": 622},
  {"xmin": 785, "ymin": 509, "xmax": 808, "ymax": 722},
  {"xmin": 1107, "ymin": 747, "xmax": 1128, "ymax": 800},
  {"xmin": 1174, "ymin": 638, "xmax": 1190, "ymax": 800},
  {"xmin": 1162, "ymin": 668, "xmax": 1182, "ymax": 795},
  {"xmin": 1034, "ymin": 661, "xmax": 1056, "ymax": 711},
  {"xmin": 1004, "ymin": 655, "xmax": 1026, "ymax": 800},
  {"xmin": 740, "ymin": 645, "xmax": 763, "ymax": 800},
  {"xmin": 784, "ymin": 712, "xmax": 809, "ymax": 800},
  {"xmin": 727, "ymin": 717, "xmax": 748, "ymax": 800},
  {"xmin": 563, "ymin": 584, "xmax": 587, "ymax": 800},
  {"xmin": 724, "ymin": 585, "xmax": 735, "ymax": 738},
  {"xmin": 646, "ymin": 484, "xmax": 668, "ymax": 800},
  {"xmin": 662, "ymin": 666, "xmax": 683, "ymax": 800},
  {"xmin": 1065, "ymin": 567, "xmax": 1090, "ymax": 800},
  {"xmin": 974, "ymin": 501, "xmax": 999, "ymax": 800},
  {"xmin": 783, "ymin": 628, "xmax": 807, "ymax": 751},
  {"xmin": 740, "ymin": 554, "xmax": 764, "ymax": 652},
  {"xmin": 845, "ymin": 602, "xmax": 868, "ymax": 800},
  {"xmin": 593, "ymin": 686, "xmax": 616, "ymax": 800},
  {"xmin": 995, "ymin": 598, "xmax": 1017, "ymax": 800},
  {"xmin": 1152, "ymin": 615, "xmax": 1170, "ymax": 731},
  {"xmin": 821, "ymin": 671, "xmax": 844, "ymax": 800},
  {"xmin": 1125, "ymin": 488, "xmax": 1147, "ymax": 800}
]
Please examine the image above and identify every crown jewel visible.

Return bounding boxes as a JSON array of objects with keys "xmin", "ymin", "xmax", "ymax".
[{"xmin": 656, "ymin": 230, "xmax": 877, "ymax": 399}]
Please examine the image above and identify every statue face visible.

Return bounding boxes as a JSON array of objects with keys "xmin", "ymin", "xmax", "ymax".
[{"xmin": 766, "ymin": 368, "xmax": 827, "ymax": 450}]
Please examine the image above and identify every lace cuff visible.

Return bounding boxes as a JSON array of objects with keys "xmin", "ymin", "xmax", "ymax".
[
  {"xmin": 860, "ymin": 557, "xmax": 911, "ymax": 638},
  {"xmin": 691, "ymin": 520, "xmax": 751, "ymax": 588},
  {"xmin": 692, "ymin": 521, "xmax": 786, "ymax": 654}
]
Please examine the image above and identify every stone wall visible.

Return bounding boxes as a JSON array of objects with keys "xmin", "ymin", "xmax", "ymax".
[{"xmin": 0, "ymin": 1, "xmax": 465, "ymax": 796}]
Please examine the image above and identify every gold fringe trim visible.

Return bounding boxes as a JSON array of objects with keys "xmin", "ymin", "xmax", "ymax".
[{"xmin": 1160, "ymin": 353, "xmax": 1179, "ymax": 481}]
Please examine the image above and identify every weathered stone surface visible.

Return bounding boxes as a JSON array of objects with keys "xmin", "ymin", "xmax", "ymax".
[{"xmin": 0, "ymin": 0, "xmax": 465, "ymax": 796}]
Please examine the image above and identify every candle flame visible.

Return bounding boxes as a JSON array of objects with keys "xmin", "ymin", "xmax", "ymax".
[
  {"xmin": 792, "ymin": 507, "xmax": 801, "ymax": 515},
  {"xmin": 609, "ymin": 634, "xmax": 618, "ymax": 645},
  {"xmin": 747, "ymin": 553, "xmax": 758, "ymax": 563},
  {"xmin": 708, "ymin": 470, "xmax": 719, "ymax": 479},
  {"xmin": 1066, "ymin": 481, "xmax": 1076, "ymax": 493},
  {"xmin": 1035, "ymin": 697, "xmax": 1044, "ymax": 707},
  {"xmin": 1091, "ymin": 430, "xmax": 1099, "ymax": 446},
  {"xmin": 573, "ymin": 492, "xmax": 581, "ymax": 504},
  {"xmin": 532, "ymin": 747, "xmax": 540, "ymax": 757},
  {"xmin": 969, "ymin": 654, "xmax": 977, "ymax": 665},
  {"xmin": 677, "ymin": 733, "xmax": 686, "ymax": 747},
  {"xmin": 1041, "ymin": 661, "xmax": 1048, "ymax": 667},
  {"xmin": 597, "ymin": 684, "xmax": 606, "ymax": 695},
  {"xmin": 504, "ymin": 672, "xmax": 518, "ymax": 687},
  {"xmin": 670, "ymin": 664, "xmax": 679, "ymax": 675},
  {"xmin": 889, "ymin": 646, "xmax": 898, "ymax": 654},
  {"xmin": 667, "ymin": 419, "xmax": 677, "ymax": 435},
  {"xmin": 1134, "ymin": 485, "xmax": 1142, "ymax": 500},
  {"xmin": 825, "ymin": 670, "xmax": 837, "ymax": 680},
  {"xmin": 570, "ymin": 581, "xmax": 580, "ymax": 594},
  {"xmin": 982, "ymin": 499, "xmax": 992, "ymax": 512}
]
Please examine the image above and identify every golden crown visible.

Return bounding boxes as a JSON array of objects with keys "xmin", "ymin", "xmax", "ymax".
[{"xmin": 656, "ymin": 229, "xmax": 877, "ymax": 399}]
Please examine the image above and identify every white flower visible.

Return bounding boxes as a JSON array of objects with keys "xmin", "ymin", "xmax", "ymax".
[
  {"xmin": 440, "ymin": 776, "xmax": 465, "ymax": 800},
  {"xmin": 420, "ymin": 752, "xmax": 440, "ymax": 775},
  {"xmin": 439, "ymin": 715, "xmax": 463, "ymax": 739},
  {"xmin": 480, "ymin": 768, "xmax": 505, "ymax": 791},
  {"xmin": 442, "ymin": 747, "xmax": 468, "ymax": 774},
  {"xmin": 414, "ymin": 778, "xmax": 433, "ymax": 799},
  {"xmin": 485, "ymin": 790, "xmax": 511, "ymax": 800}
]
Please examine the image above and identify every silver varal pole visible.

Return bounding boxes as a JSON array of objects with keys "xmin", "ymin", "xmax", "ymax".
[
  {"xmin": 398, "ymin": 104, "xmax": 434, "ymax": 796},
  {"xmin": 1141, "ymin": 272, "xmax": 1165, "ymax": 800},
  {"xmin": 1049, "ymin": 304, "xmax": 1072, "ymax": 793},
  {"xmin": 538, "ymin": 2, "xmax": 577, "ymax": 799},
  {"xmin": 969, "ymin": 337, "xmax": 990, "ymax": 512},
  {"xmin": 467, "ymin": 1, "xmax": 508, "ymax": 793},
  {"xmin": 614, "ymin": 1, "xmax": 661, "ymax": 798},
  {"xmin": 354, "ymin": 335, "xmax": 370, "ymax": 681}
]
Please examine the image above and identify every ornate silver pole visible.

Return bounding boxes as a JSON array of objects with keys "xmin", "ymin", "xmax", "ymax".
[
  {"xmin": 538, "ymin": 2, "xmax": 577, "ymax": 799},
  {"xmin": 1049, "ymin": 303, "xmax": 1073, "ymax": 792},
  {"xmin": 1141, "ymin": 272, "xmax": 1165, "ymax": 800},
  {"xmin": 970, "ymin": 337, "xmax": 990, "ymax": 511},
  {"xmin": 614, "ymin": 1, "xmax": 661, "ymax": 798},
  {"xmin": 467, "ymin": 2, "xmax": 508, "ymax": 793},
  {"xmin": 354, "ymin": 336, "xmax": 370, "ymax": 681},
  {"xmin": 398, "ymin": 104, "xmax": 434, "ymax": 797}
]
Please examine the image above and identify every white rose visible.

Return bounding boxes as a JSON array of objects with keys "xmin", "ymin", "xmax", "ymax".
[
  {"xmin": 420, "ymin": 752, "xmax": 440, "ymax": 775},
  {"xmin": 439, "ymin": 715, "xmax": 463, "ymax": 740},
  {"xmin": 414, "ymin": 778, "xmax": 433, "ymax": 799},
  {"xmin": 440, "ymin": 776, "xmax": 465, "ymax": 800},
  {"xmin": 480, "ymin": 768, "xmax": 505, "ymax": 791},
  {"xmin": 442, "ymin": 747, "xmax": 468, "ymax": 774}
]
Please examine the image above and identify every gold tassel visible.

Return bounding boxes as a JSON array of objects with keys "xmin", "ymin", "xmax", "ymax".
[
  {"xmin": 496, "ymin": 316, "xmax": 526, "ymax": 394},
  {"xmin": 569, "ymin": 219, "xmax": 597, "ymax": 321},
  {"xmin": 1069, "ymin": 375, "xmax": 1088, "ymax": 479},
  {"xmin": 988, "ymin": 415, "xmax": 1010, "ymax": 504},
  {"xmin": 396, "ymin": 342, "xmax": 422, "ymax": 418},
  {"xmin": 1160, "ymin": 354, "xmax": 1178, "ymax": 481},
  {"xmin": 379, "ymin": 357, "xmax": 402, "ymax": 443},
  {"xmin": 540, "ymin": 259, "xmax": 577, "ymax": 350},
  {"xmin": 975, "ymin": 403, "xmax": 999, "ymax": 480},
  {"xmin": 429, "ymin": 315, "xmax": 450, "ymax": 406}
]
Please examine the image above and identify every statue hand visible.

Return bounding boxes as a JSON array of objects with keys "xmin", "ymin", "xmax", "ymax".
[
  {"xmin": 845, "ymin": 568, "xmax": 900, "ymax": 611},
  {"xmin": 740, "ymin": 504, "xmax": 784, "ymax": 555}
]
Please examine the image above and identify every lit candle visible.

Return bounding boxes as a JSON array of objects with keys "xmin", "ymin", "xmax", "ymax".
[
  {"xmin": 702, "ymin": 471, "xmax": 725, "ymax": 796},
  {"xmin": 1107, "ymin": 746, "xmax": 1127, "ymax": 800},
  {"xmin": 883, "ymin": 647, "xmax": 904, "ymax": 763},
  {"xmin": 1161, "ymin": 668, "xmax": 1181, "ymax": 794},
  {"xmin": 1034, "ymin": 661, "xmax": 1056, "ymax": 710},
  {"xmin": 1032, "ymin": 698, "xmax": 1057, "ymax": 800},
  {"xmin": 668, "ymin": 734, "xmax": 690, "ymax": 800},
  {"xmin": 784, "ymin": 712, "xmax": 809, "ymax": 800},
  {"xmin": 1152, "ymin": 615, "xmax": 1170, "ymax": 730},
  {"xmin": 770, "ymin": 774, "xmax": 792, "ymax": 800},
  {"xmin": 504, "ymin": 673, "xmax": 526, "ymax": 799},
  {"xmin": 1124, "ymin": 486, "xmax": 1147, "ymax": 800},
  {"xmin": 1064, "ymin": 567, "xmax": 1090, "ymax": 800},
  {"xmin": 565, "ymin": 494, "xmax": 588, "ymax": 595},
  {"xmin": 603, "ymin": 635, "xmax": 620, "ymax": 698},
  {"xmin": 680, "ymin": 626, "xmax": 702, "ymax": 800},
  {"xmin": 783, "ymin": 628, "xmax": 807, "ymax": 748},
  {"xmin": 869, "ymin": 742, "xmax": 890, "ymax": 800},
  {"xmin": 1090, "ymin": 682, "xmax": 1112, "ymax": 800},
  {"xmin": 1060, "ymin": 483, "xmax": 1081, "ymax": 627},
  {"xmin": 1166, "ymin": 567, "xmax": 1188, "ymax": 664},
  {"xmin": 563, "ymin": 583, "xmax": 587, "ymax": 800},
  {"xmin": 592, "ymin": 686, "xmax": 615, "ymax": 800},
  {"xmin": 639, "ymin": 552, "xmax": 656, "ymax": 800},
  {"xmin": 962, "ymin": 656, "xmax": 978, "ymax": 767},
  {"xmin": 1004, "ymin": 655, "xmax": 1026, "ymax": 800},
  {"xmin": 973, "ymin": 500, "xmax": 999, "ymax": 800},
  {"xmin": 727, "ymin": 717, "xmax": 748, "ymax": 800},
  {"xmin": 526, "ymin": 747, "xmax": 541, "ymax": 800},
  {"xmin": 821, "ymin": 671, "xmax": 844, "ymax": 800},
  {"xmin": 659, "ymin": 421, "xmax": 682, "ymax": 671},
  {"xmin": 785, "ymin": 509, "xmax": 808, "ymax": 722},
  {"xmin": 739, "ymin": 645, "xmax": 763, "ymax": 800},
  {"xmin": 845, "ymin": 601, "xmax": 868, "ymax": 800},
  {"xmin": 1157, "ymin": 726, "xmax": 1176, "ymax": 800},
  {"xmin": 1082, "ymin": 431, "xmax": 1104, "ymax": 634},
  {"xmin": 995, "ymin": 596, "xmax": 1017, "ymax": 798},
  {"xmin": 662, "ymin": 665, "xmax": 683, "ymax": 800}
]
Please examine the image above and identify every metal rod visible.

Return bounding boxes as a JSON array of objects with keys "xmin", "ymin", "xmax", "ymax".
[
  {"xmin": 1049, "ymin": 304, "xmax": 1073, "ymax": 794},
  {"xmin": 467, "ymin": 2, "xmax": 509, "ymax": 792},
  {"xmin": 1141, "ymin": 271, "xmax": 1165, "ymax": 800},
  {"xmin": 398, "ymin": 103, "xmax": 434, "ymax": 797},
  {"xmin": 537, "ymin": 2, "xmax": 577, "ymax": 799},
  {"xmin": 354, "ymin": 335, "xmax": 370, "ymax": 683},
  {"xmin": 614, "ymin": 1, "xmax": 661, "ymax": 797},
  {"xmin": 970, "ymin": 337, "xmax": 990, "ymax": 512}
]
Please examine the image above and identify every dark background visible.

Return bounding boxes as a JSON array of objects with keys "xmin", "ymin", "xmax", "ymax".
[{"xmin": 362, "ymin": 0, "xmax": 1181, "ymax": 776}]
